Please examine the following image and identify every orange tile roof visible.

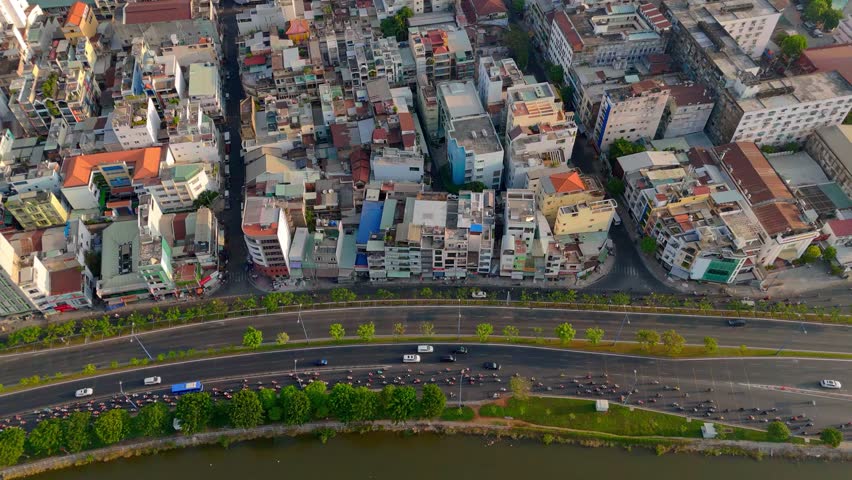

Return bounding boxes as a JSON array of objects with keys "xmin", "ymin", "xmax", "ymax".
[
  {"xmin": 66, "ymin": 1, "xmax": 87, "ymax": 27},
  {"xmin": 286, "ymin": 18, "xmax": 310, "ymax": 36},
  {"xmin": 549, "ymin": 170, "xmax": 585, "ymax": 193},
  {"xmin": 61, "ymin": 147, "xmax": 162, "ymax": 188}
]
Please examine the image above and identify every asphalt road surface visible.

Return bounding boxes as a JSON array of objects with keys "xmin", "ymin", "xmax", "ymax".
[
  {"xmin": 0, "ymin": 307, "xmax": 849, "ymax": 387},
  {"xmin": 0, "ymin": 344, "xmax": 849, "ymax": 439}
]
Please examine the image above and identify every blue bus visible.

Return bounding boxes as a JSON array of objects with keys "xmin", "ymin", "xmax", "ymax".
[{"xmin": 171, "ymin": 381, "xmax": 204, "ymax": 395}]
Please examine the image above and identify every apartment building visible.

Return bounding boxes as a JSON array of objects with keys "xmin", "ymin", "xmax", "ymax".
[
  {"xmin": 658, "ymin": 83, "xmax": 714, "ymax": 138},
  {"xmin": 806, "ymin": 125, "xmax": 852, "ymax": 199},
  {"xmin": 188, "ymin": 63, "xmax": 224, "ymax": 120},
  {"xmin": 271, "ymin": 46, "xmax": 325, "ymax": 100},
  {"xmin": 60, "ymin": 147, "xmax": 162, "ymax": 210},
  {"xmin": 553, "ymin": 199, "xmax": 618, "ymax": 236},
  {"xmin": 548, "ymin": 3, "xmax": 670, "ymax": 72},
  {"xmin": 371, "ymin": 147, "xmax": 424, "ymax": 183},
  {"xmin": 3, "ymin": 190, "xmax": 69, "ymax": 230},
  {"xmin": 710, "ymin": 71, "xmax": 852, "ymax": 146},
  {"xmin": 535, "ymin": 169, "xmax": 605, "ymax": 222},
  {"xmin": 409, "ymin": 25, "xmax": 474, "ymax": 84},
  {"xmin": 593, "ymin": 79, "xmax": 670, "ymax": 152},
  {"xmin": 347, "ymin": 37, "xmax": 408, "ymax": 89},
  {"xmin": 437, "ymin": 81, "xmax": 503, "ymax": 189},
  {"xmin": 165, "ymin": 100, "xmax": 221, "ymax": 165},
  {"xmin": 9, "ymin": 65, "xmax": 100, "ymax": 136},
  {"xmin": 62, "ymin": 2, "xmax": 98, "ymax": 40},
  {"xmin": 144, "ymin": 164, "xmax": 212, "ymax": 211},
  {"xmin": 382, "ymin": 0, "xmax": 452, "ymax": 16},
  {"xmin": 476, "ymin": 57, "xmax": 527, "ymax": 131},
  {"xmin": 456, "ymin": 190, "xmax": 497, "ymax": 275},
  {"xmin": 504, "ymin": 82, "xmax": 577, "ymax": 188},
  {"xmin": 527, "ymin": 0, "xmax": 559, "ymax": 50},
  {"xmin": 141, "ymin": 55, "xmax": 186, "ymax": 119},
  {"xmin": 242, "ymin": 196, "xmax": 291, "ymax": 278},
  {"xmin": 97, "ymin": 220, "xmax": 150, "ymax": 307},
  {"xmin": 111, "ymin": 96, "xmax": 161, "ymax": 150}
]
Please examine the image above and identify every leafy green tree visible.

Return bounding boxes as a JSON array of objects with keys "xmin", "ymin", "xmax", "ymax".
[
  {"xmin": 303, "ymin": 381, "xmax": 329, "ymax": 419},
  {"xmin": 276, "ymin": 332, "xmax": 290, "ymax": 345},
  {"xmin": 820, "ymin": 427, "xmax": 843, "ymax": 447},
  {"xmin": 328, "ymin": 383, "xmax": 357, "ymax": 423},
  {"xmin": 780, "ymin": 34, "xmax": 807, "ymax": 60},
  {"xmin": 703, "ymin": 336, "xmax": 718, "ymax": 354},
  {"xmin": 82, "ymin": 363, "xmax": 96, "ymax": 375},
  {"xmin": 610, "ymin": 292, "xmax": 631, "ymax": 305},
  {"xmin": 133, "ymin": 402, "xmax": 170, "ymax": 437},
  {"xmin": 330, "ymin": 288, "xmax": 357, "ymax": 302},
  {"xmin": 376, "ymin": 289, "xmax": 396, "ymax": 299},
  {"xmin": 420, "ymin": 321, "xmax": 435, "ymax": 337},
  {"xmin": 329, "ymin": 323, "xmax": 345, "ymax": 341},
  {"xmin": 545, "ymin": 63, "xmax": 563, "ymax": 84},
  {"xmin": 0, "ymin": 427, "xmax": 26, "ymax": 466},
  {"xmin": 209, "ymin": 401, "xmax": 231, "ymax": 428},
  {"xmin": 767, "ymin": 421, "xmax": 791, "ymax": 442},
  {"xmin": 279, "ymin": 385, "xmax": 312, "ymax": 425},
  {"xmin": 661, "ymin": 329, "xmax": 685, "ymax": 355},
  {"xmin": 263, "ymin": 293, "xmax": 281, "ymax": 312},
  {"xmin": 27, "ymin": 419, "xmax": 63, "ymax": 456},
  {"xmin": 511, "ymin": 0, "xmax": 525, "ymax": 18},
  {"xmin": 509, "ymin": 376, "xmax": 531, "ymax": 401},
  {"xmin": 393, "ymin": 322, "xmax": 406, "ymax": 337},
  {"xmin": 609, "ymin": 138, "xmax": 646, "ymax": 161},
  {"xmin": 636, "ymin": 329, "xmax": 660, "ymax": 351},
  {"xmin": 8, "ymin": 325, "xmax": 42, "ymax": 346},
  {"xmin": 640, "ymin": 236, "xmax": 657, "ymax": 254},
  {"xmin": 63, "ymin": 412, "xmax": 92, "ymax": 453},
  {"xmin": 739, "ymin": 344, "xmax": 748, "ymax": 356},
  {"xmin": 257, "ymin": 387, "xmax": 278, "ymax": 412},
  {"xmin": 175, "ymin": 392, "xmax": 213, "ymax": 434},
  {"xmin": 418, "ymin": 287, "xmax": 433, "ymax": 298},
  {"xmin": 505, "ymin": 26, "xmax": 531, "ymax": 69},
  {"xmin": 352, "ymin": 386, "xmax": 379, "ymax": 422},
  {"xmin": 502, "ymin": 325, "xmax": 520, "ymax": 342},
  {"xmin": 43, "ymin": 320, "xmax": 76, "ymax": 345},
  {"xmin": 242, "ymin": 326, "xmax": 263, "ymax": 348},
  {"xmin": 387, "ymin": 386, "xmax": 417, "ymax": 423},
  {"xmin": 93, "ymin": 409, "xmax": 130, "ymax": 445},
  {"xmin": 585, "ymin": 327, "xmax": 605, "ymax": 345},
  {"xmin": 799, "ymin": 245, "xmax": 821, "ymax": 263},
  {"xmin": 192, "ymin": 190, "xmax": 219, "ymax": 208},
  {"xmin": 606, "ymin": 177, "xmax": 626, "ymax": 196},
  {"xmin": 555, "ymin": 322, "xmax": 576, "ymax": 344},
  {"xmin": 822, "ymin": 246, "xmax": 837, "ymax": 262},
  {"xmin": 476, "ymin": 323, "xmax": 494, "ymax": 342},
  {"xmin": 165, "ymin": 306, "xmax": 182, "ymax": 323},
  {"xmin": 356, "ymin": 322, "xmax": 376, "ymax": 341},
  {"xmin": 822, "ymin": 8, "xmax": 843, "ymax": 30},
  {"xmin": 804, "ymin": 0, "xmax": 829, "ymax": 22},
  {"xmin": 229, "ymin": 389, "xmax": 264, "ymax": 429},
  {"xmin": 419, "ymin": 384, "xmax": 446, "ymax": 418}
]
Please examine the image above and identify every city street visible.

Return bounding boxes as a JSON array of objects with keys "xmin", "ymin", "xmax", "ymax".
[
  {"xmin": 0, "ymin": 306, "xmax": 849, "ymax": 387},
  {"xmin": 0, "ymin": 344, "xmax": 849, "ymax": 438}
]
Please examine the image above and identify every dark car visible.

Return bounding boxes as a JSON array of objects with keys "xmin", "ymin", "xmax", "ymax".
[
  {"xmin": 441, "ymin": 355, "xmax": 457, "ymax": 362},
  {"xmin": 483, "ymin": 362, "xmax": 501, "ymax": 370},
  {"xmin": 453, "ymin": 346, "xmax": 469, "ymax": 354},
  {"xmin": 315, "ymin": 359, "xmax": 328, "ymax": 366},
  {"xmin": 727, "ymin": 319, "xmax": 747, "ymax": 327}
]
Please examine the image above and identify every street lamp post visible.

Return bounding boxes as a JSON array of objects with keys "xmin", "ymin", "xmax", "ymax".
[
  {"xmin": 297, "ymin": 304, "xmax": 309, "ymax": 343},
  {"xmin": 457, "ymin": 299, "xmax": 461, "ymax": 339},
  {"xmin": 458, "ymin": 371, "xmax": 463, "ymax": 408},
  {"xmin": 613, "ymin": 314, "xmax": 630, "ymax": 345},
  {"xmin": 294, "ymin": 359, "xmax": 298, "ymax": 374}
]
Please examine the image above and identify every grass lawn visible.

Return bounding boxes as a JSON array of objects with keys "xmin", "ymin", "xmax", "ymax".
[
  {"xmin": 440, "ymin": 406, "xmax": 475, "ymax": 422},
  {"xmin": 479, "ymin": 397, "xmax": 773, "ymax": 441}
]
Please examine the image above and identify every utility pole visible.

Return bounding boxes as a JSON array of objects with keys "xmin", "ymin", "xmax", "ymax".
[
  {"xmin": 613, "ymin": 313, "xmax": 630, "ymax": 345},
  {"xmin": 457, "ymin": 299, "xmax": 461, "ymax": 338},
  {"xmin": 298, "ymin": 304, "xmax": 309, "ymax": 343}
]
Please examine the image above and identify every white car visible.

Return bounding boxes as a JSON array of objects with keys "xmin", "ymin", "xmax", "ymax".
[
  {"xmin": 417, "ymin": 345, "xmax": 434, "ymax": 353},
  {"xmin": 471, "ymin": 290, "xmax": 487, "ymax": 299},
  {"xmin": 402, "ymin": 354, "xmax": 421, "ymax": 363},
  {"xmin": 143, "ymin": 376, "xmax": 162, "ymax": 386},
  {"xmin": 819, "ymin": 379, "xmax": 842, "ymax": 389},
  {"xmin": 75, "ymin": 388, "xmax": 93, "ymax": 398}
]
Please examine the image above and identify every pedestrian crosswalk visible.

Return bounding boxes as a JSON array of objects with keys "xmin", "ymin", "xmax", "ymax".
[{"xmin": 611, "ymin": 263, "xmax": 641, "ymax": 278}]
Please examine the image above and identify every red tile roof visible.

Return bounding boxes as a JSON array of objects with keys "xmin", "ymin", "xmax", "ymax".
[
  {"xmin": 61, "ymin": 148, "xmax": 162, "ymax": 188},
  {"xmin": 715, "ymin": 142, "xmax": 792, "ymax": 205},
  {"xmin": 549, "ymin": 170, "xmax": 585, "ymax": 193},
  {"xmin": 402, "ymin": 133, "xmax": 415, "ymax": 149},
  {"xmin": 669, "ymin": 84, "xmax": 714, "ymax": 106},
  {"xmin": 123, "ymin": 0, "xmax": 192, "ymax": 25},
  {"xmin": 469, "ymin": 0, "xmax": 507, "ymax": 16},
  {"xmin": 286, "ymin": 18, "xmax": 309, "ymax": 36},
  {"xmin": 752, "ymin": 203, "xmax": 808, "ymax": 237},
  {"xmin": 797, "ymin": 44, "xmax": 852, "ymax": 84},
  {"xmin": 49, "ymin": 266, "xmax": 82, "ymax": 296},
  {"xmin": 827, "ymin": 218, "xmax": 852, "ymax": 238},
  {"xmin": 244, "ymin": 55, "xmax": 268, "ymax": 66},
  {"xmin": 349, "ymin": 148, "xmax": 370, "ymax": 184},
  {"xmin": 553, "ymin": 11, "xmax": 583, "ymax": 51},
  {"xmin": 398, "ymin": 112, "xmax": 414, "ymax": 132},
  {"xmin": 66, "ymin": 2, "xmax": 88, "ymax": 27}
]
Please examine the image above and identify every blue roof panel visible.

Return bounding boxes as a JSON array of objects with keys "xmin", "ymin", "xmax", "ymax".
[{"xmin": 356, "ymin": 201, "xmax": 384, "ymax": 244}]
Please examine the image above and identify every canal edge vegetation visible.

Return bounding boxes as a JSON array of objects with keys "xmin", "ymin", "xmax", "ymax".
[
  {"xmin": 3, "ymin": 328, "xmax": 852, "ymax": 396},
  {"xmin": 2, "ymin": 287, "xmax": 851, "ymax": 356},
  {"xmin": 0, "ymin": 390, "xmax": 848, "ymax": 480}
]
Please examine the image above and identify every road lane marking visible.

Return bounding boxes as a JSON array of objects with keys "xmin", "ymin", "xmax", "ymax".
[{"xmin": 742, "ymin": 384, "xmax": 852, "ymax": 402}]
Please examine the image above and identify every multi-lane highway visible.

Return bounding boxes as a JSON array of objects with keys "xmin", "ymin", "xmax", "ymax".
[
  {"xmin": 0, "ymin": 344, "xmax": 849, "ymax": 438},
  {"xmin": 0, "ymin": 306, "xmax": 849, "ymax": 387}
]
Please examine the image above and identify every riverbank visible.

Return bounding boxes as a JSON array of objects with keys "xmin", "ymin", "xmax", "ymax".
[{"xmin": 2, "ymin": 417, "xmax": 848, "ymax": 479}]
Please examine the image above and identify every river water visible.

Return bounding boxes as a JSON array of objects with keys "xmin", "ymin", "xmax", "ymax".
[{"xmin": 32, "ymin": 434, "xmax": 847, "ymax": 480}]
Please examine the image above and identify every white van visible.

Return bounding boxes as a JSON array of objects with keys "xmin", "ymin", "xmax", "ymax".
[
  {"xmin": 417, "ymin": 345, "xmax": 434, "ymax": 353},
  {"xmin": 402, "ymin": 354, "xmax": 421, "ymax": 363},
  {"xmin": 75, "ymin": 388, "xmax": 93, "ymax": 398},
  {"xmin": 144, "ymin": 376, "xmax": 162, "ymax": 386}
]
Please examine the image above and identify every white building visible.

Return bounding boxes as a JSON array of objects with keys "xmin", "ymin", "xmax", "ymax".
[
  {"xmin": 236, "ymin": 3, "xmax": 289, "ymax": 36},
  {"xmin": 145, "ymin": 164, "xmax": 212, "ymax": 210},
  {"xmin": 659, "ymin": 84, "xmax": 714, "ymax": 138},
  {"xmin": 593, "ymin": 79, "xmax": 670, "ymax": 152},
  {"xmin": 500, "ymin": 189, "xmax": 537, "ymax": 278},
  {"xmin": 0, "ymin": 0, "xmax": 29, "ymax": 28},
  {"xmin": 438, "ymin": 81, "xmax": 503, "ymax": 189},
  {"xmin": 834, "ymin": 15, "xmax": 852, "ymax": 44},
  {"xmin": 111, "ymin": 97, "xmax": 161, "ymax": 150},
  {"xmin": 242, "ymin": 196, "xmax": 292, "ymax": 278},
  {"xmin": 371, "ymin": 147, "xmax": 424, "ymax": 183},
  {"xmin": 477, "ymin": 56, "xmax": 527, "ymax": 130},
  {"xmin": 699, "ymin": 0, "xmax": 781, "ymax": 59},
  {"xmin": 188, "ymin": 63, "xmax": 224, "ymax": 120},
  {"xmin": 504, "ymin": 82, "xmax": 577, "ymax": 188},
  {"xmin": 165, "ymin": 101, "xmax": 221, "ymax": 165},
  {"xmin": 715, "ymin": 71, "xmax": 852, "ymax": 146}
]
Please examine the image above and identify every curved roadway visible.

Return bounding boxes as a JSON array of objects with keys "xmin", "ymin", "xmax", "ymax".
[
  {"xmin": 0, "ymin": 343, "xmax": 849, "ymax": 438},
  {"xmin": 0, "ymin": 307, "xmax": 850, "ymax": 387}
]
